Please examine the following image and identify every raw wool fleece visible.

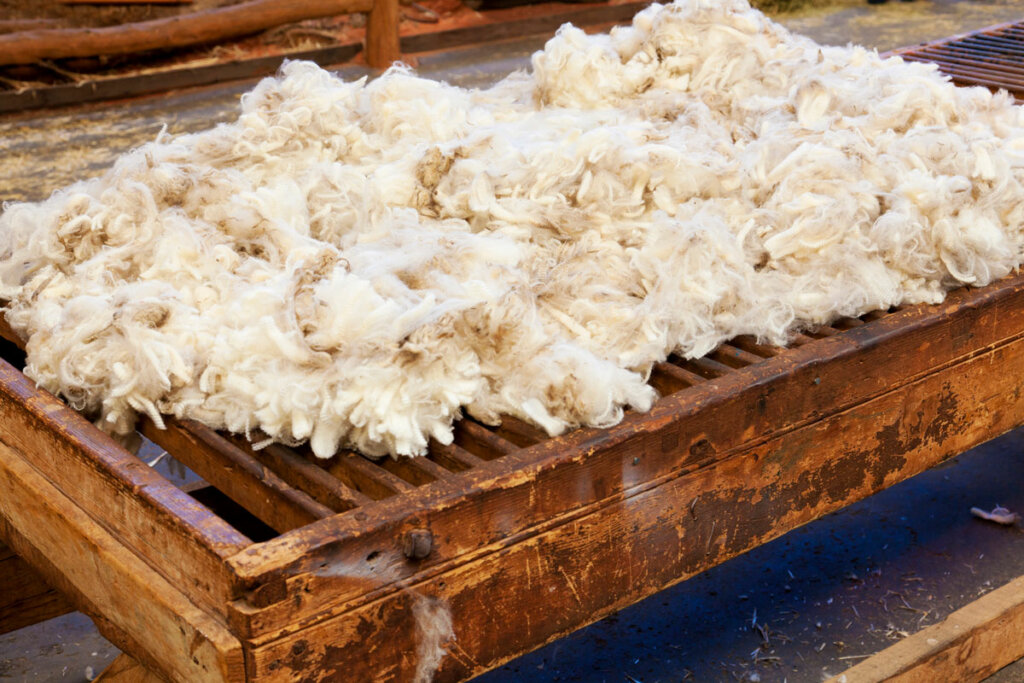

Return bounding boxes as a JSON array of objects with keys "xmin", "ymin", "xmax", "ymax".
[{"xmin": 2, "ymin": 0, "xmax": 1024, "ymax": 459}]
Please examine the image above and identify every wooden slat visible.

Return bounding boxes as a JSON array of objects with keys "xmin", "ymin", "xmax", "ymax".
[
  {"xmin": 249, "ymin": 442, "xmax": 372, "ymax": 511},
  {"xmin": 728, "ymin": 335, "xmax": 784, "ymax": 357},
  {"xmin": 375, "ymin": 453, "xmax": 454, "ymax": 485},
  {"xmin": 320, "ymin": 451, "xmax": 415, "ymax": 499},
  {"xmin": 224, "ymin": 273, "xmax": 1024, "ymax": 641},
  {"xmin": 686, "ymin": 356, "xmax": 734, "ymax": 378},
  {"xmin": 454, "ymin": 419, "xmax": 519, "ymax": 459},
  {"xmin": 0, "ymin": 440, "xmax": 245, "ymax": 681},
  {"xmin": 807, "ymin": 325, "xmax": 841, "ymax": 338},
  {"xmin": 788, "ymin": 332, "xmax": 817, "ymax": 345},
  {"xmin": 140, "ymin": 418, "xmax": 333, "ymax": 533},
  {"xmin": 653, "ymin": 361, "xmax": 706, "ymax": 388},
  {"xmin": 0, "ymin": 357, "xmax": 249, "ymax": 616},
  {"xmin": 0, "ymin": 541, "xmax": 74, "ymax": 635},
  {"xmin": 832, "ymin": 574, "xmax": 1024, "ymax": 683},
  {"xmin": 492, "ymin": 415, "xmax": 548, "ymax": 448},
  {"xmin": 710, "ymin": 343, "xmax": 765, "ymax": 367},
  {"xmin": 428, "ymin": 441, "xmax": 486, "ymax": 472}
]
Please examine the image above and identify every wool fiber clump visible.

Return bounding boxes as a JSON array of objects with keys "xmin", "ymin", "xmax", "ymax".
[{"xmin": 2, "ymin": 0, "xmax": 1024, "ymax": 458}]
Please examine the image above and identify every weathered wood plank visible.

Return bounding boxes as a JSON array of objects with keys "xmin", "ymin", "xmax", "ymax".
[
  {"xmin": 224, "ymin": 274, "xmax": 1024, "ymax": 638},
  {"xmin": 0, "ymin": 541, "xmax": 74, "ymax": 635},
  {"xmin": 0, "ymin": 0, "xmax": 374, "ymax": 66},
  {"xmin": 0, "ymin": 440, "xmax": 245, "ymax": 682},
  {"xmin": 0, "ymin": 356, "xmax": 250, "ymax": 617},
  {"xmin": 241, "ymin": 333, "xmax": 1024, "ymax": 680},
  {"xmin": 94, "ymin": 654, "xmax": 166, "ymax": 683},
  {"xmin": 140, "ymin": 417, "xmax": 333, "ymax": 533},
  {"xmin": 235, "ymin": 440, "xmax": 373, "ymax": 511},
  {"xmin": 830, "ymin": 575, "xmax": 1024, "ymax": 683}
]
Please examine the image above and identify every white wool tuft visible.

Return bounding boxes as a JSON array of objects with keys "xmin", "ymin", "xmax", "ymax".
[{"xmin": 2, "ymin": 0, "xmax": 1024, "ymax": 458}]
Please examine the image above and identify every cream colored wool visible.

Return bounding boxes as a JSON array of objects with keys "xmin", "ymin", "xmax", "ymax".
[{"xmin": 2, "ymin": 0, "xmax": 1024, "ymax": 458}]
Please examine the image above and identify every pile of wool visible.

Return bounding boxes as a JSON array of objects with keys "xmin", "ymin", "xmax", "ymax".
[{"xmin": 1, "ymin": 0, "xmax": 1023, "ymax": 459}]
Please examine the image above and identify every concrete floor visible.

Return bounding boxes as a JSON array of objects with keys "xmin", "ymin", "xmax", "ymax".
[{"xmin": 2, "ymin": 1, "xmax": 1024, "ymax": 681}]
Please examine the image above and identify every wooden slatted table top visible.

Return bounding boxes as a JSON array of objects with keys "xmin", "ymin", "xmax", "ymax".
[{"xmin": 892, "ymin": 18, "xmax": 1024, "ymax": 101}]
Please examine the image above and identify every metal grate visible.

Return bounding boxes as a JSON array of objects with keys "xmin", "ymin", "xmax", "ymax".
[{"xmin": 894, "ymin": 20, "xmax": 1024, "ymax": 100}]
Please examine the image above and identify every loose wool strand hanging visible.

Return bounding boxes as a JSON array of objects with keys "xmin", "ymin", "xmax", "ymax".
[{"xmin": 2, "ymin": 0, "xmax": 1023, "ymax": 458}]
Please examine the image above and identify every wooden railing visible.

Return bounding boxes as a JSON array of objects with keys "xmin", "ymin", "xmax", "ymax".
[{"xmin": 0, "ymin": 0, "xmax": 402, "ymax": 70}]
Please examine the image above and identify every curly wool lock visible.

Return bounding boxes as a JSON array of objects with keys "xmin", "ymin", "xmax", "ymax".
[{"xmin": 2, "ymin": 0, "xmax": 1023, "ymax": 458}]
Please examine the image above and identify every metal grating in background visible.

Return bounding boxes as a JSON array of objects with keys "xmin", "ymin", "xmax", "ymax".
[{"xmin": 894, "ymin": 20, "xmax": 1024, "ymax": 100}]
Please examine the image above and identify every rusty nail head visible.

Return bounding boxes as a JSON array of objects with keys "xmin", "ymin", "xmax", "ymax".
[{"xmin": 403, "ymin": 528, "xmax": 433, "ymax": 560}]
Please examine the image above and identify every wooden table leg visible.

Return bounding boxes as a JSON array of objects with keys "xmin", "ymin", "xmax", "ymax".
[{"xmin": 94, "ymin": 654, "xmax": 166, "ymax": 683}]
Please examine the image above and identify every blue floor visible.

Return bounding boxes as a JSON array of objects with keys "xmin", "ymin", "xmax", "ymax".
[{"xmin": 477, "ymin": 429, "xmax": 1024, "ymax": 682}]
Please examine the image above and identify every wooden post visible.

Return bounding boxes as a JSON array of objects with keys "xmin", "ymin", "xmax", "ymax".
[{"xmin": 365, "ymin": 0, "xmax": 400, "ymax": 69}]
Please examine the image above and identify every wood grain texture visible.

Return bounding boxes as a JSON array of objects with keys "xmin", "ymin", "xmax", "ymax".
[
  {"xmin": 0, "ymin": 440, "xmax": 245, "ymax": 682},
  {"xmin": 0, "ymin": 357, "xmax": 250, "ymax": 616},
  {"xmin": 140, "ymin": 417, "xmax": 334, "ymax": 533},
  {"xmin": 94, "ymin": 654, "xmax": 167, "ymax": 683},
  {"xmin": 831, "ymin": 575, "xmax": 1024, "ymax": 683},
  {"xmin": 0, "ymin": 0, "xmax": 373, "ymax": 66},
  {"xmin": 0, "ymin": 541, "xmax": 74, "ymax": 635}
]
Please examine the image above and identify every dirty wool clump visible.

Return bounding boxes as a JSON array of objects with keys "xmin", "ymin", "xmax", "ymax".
[{"xmin": 2, "ymin": 0, "xmax": 1024, "ymax": 459}]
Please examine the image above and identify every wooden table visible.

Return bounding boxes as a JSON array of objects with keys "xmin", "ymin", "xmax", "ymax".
[{"xmin": 3, "ymin": 20, "xmax": 1024, "ymax": 683}]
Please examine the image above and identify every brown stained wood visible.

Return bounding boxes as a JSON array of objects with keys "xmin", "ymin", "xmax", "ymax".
[
  {"xmin": 366, "ymin": 0, "xmax": 401, "ymax": 69},
  {"xmin": 242, "ymin": 334, "xmax": 1024, "ymax": 679},
  {"xmin": 787, "ymin": 332, "xmax": 817, "ymax": 345},
  {"xmin": 375, "ymin": 452, "xmax": 453, "ymax": 486},
  {"xmin": 729, "ymin": 335, "xmax": 783, "ymax": 358},
  {"xmin": 224, "ymin": 274, "xmax": 1024, "ymax": 639},
  {"xmin": 807, "ymin": 325, "xmax": 841, "ymax": 338},
  {"xmin": 833, "ymin": 317, "xmax": 866, "ymax": 329},
  {"xmin": 685, "ymin": 356, "xmax": 734, "ymax": 378},
  {"xmin": 454, "ymin": 419, "xmax": 518, "ymax": 460},
  {"xmin": 492, "ymin": 415, "xmax": 547, "ymax": 448},
  {"xmin": 0, "ymin": 542, "xmax": 74, "ymax": 635},
  {"xmin": 94, "ymin": 654, "xmax": 165, "ymax": 683},
  {"xmin": 244, "ymin": 441, "xmax": 372, "ymax": 511},
  {"xmin": 831, "ymin": 575, "xmax": 1024, "ymax": 683},
  {"xmin": 0, "ymin": 315, "xmax": 21, "ymax": 347},
  {"xmin": 0, "ymin": 440, "xmax": 245, "ymax": 682},
  {"xmin": 320, "ymin": 450, "xmax": 414, "ymax": 499},
  {"xmin": 653, "ymin": 361, "xmax": 706, "ymax": 388},
  {"xmin": 0, "ymin": 0, "xmax": 373, "ymax": 66},
  {"xmin": 710, "ymin": 344, "xmax": 764, "ymax": 368},
  {"xmin": 427, "ymin": 441, "xmax": 485, "ymax": 472},
  {"xmin": 140, "ymin": 417, "xmax": 332, "ymax": 533},
  {"xmin": 0, "ymin": 357, "xmax": 249, "ymax": 616}
]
